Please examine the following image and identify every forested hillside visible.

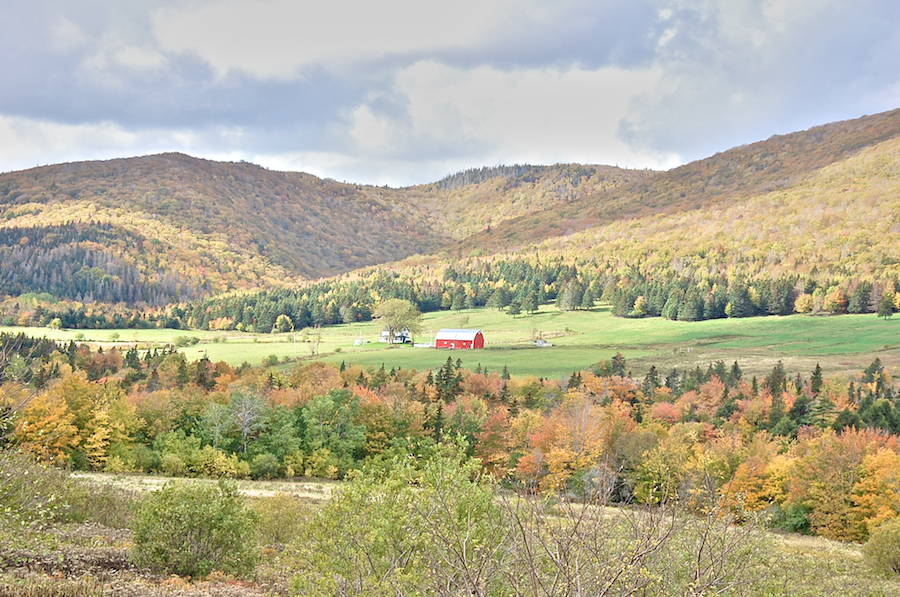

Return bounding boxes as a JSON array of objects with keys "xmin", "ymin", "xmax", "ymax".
[
  {"xmin": 0, "ymin": 153, "xmax": 452, "ymax": 295},
  {"xmin": 2, "ymin": 109, "xmax": 900, "ymax": 320},
  {"xmin": 0, "ymin": 155, "xmax": 634, "ymax": 305},
  {"xmin": 404, "ymin": 163, "xmax": 647, "ymax": 239},
  {"xmin": 464, "ymin": 107, "xmax": 900, "ymax": 250}
]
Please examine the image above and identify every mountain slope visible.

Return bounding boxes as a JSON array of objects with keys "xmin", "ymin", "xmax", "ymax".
[
  {"xmin": 461, "ymin": 108, "xmax": 900, "ymax": 252},
  {"xmin": 0, "ymin": 155, "xmax": 639, "ymax": 304},
  {"xmin": 530, "ymin": 132, "xmax": 900, "ymax": 283},
  {"xmin": 403, "ymin": 164, "xmax": 649, "ymax": 239},
  {"xmin": 0, "ymin": 153, "xmax": 453, "ymax": 301},
  {"xmin": 3, "ymin": 108, "xmax": 900, "ymax": 309}
]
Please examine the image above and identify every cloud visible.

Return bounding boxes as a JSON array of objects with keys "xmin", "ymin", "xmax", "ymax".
[
  {"xmin": 150, "ymin": 0, "xmax": 660, "ymax": 79},
  {"xmin": 300, "ymin": 62, "xmax": 678, "ymax": 185},
  {"xmin": 0, "ymin": 114, "xmax": 247, "ymax": 174},
  {"xmin": 0, "ymin": 1, "xmax": 899, "ymax": 184},
  {"xmin": 619, "ymin": 0, "xmax": 900, "ymax": 160}
]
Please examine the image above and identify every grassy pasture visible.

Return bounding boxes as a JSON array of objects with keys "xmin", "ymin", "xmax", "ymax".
[{"xmin": 4, "ymin": 305, "xmax": 899, "ymax": 378}]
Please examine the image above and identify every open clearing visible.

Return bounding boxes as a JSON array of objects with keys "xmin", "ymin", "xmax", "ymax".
[
  {"xmin": 39, "ymin": 473, "xmax": 900, "ymax": 596},
  {"xmin": 4, "ymin": 306, "xmax": 899, "ymax": 378},
  {"xmin": 72, "ymin": 471, "xmax": 338, "ymax": 502}
]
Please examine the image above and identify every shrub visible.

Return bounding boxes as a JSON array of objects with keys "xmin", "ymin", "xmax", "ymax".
[
  {"xmin": 250, "ymin": 453, "xmax": 280, "ymax": 479},
  {"xmin": 131, "ymin": 481, "xmax": 259, "ymax": 578},
  {"xmin": 863, "ymin": 518, "xmax": 900, "ymax": 575},
  {"xmin": 253, "ymin": 493, "xmax": 315, "ymax": 546},
  {"xmin": 174, "ymin": 335, "xmax": 201, "ymax": 347},
  {"xmin": 64, "ymin": 479, "xmax": 141, "ymax": 529},
  {"xmin": 0, "ymin": 450, "xmax": 71, "ymax": 531},
  {"xmin": 160, "ymin": 453, "xmax": 186, "ymax": 476}
]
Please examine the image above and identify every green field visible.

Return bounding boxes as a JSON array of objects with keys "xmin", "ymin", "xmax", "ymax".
[{"xmin": 5, "ymin": 305, "xmax": 899, "ymax": 378}]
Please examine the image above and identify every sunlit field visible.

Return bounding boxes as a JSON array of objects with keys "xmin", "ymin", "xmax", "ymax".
[{"xmin": 4, "ymin": 304, "xmax": 898, "ymax": 379}]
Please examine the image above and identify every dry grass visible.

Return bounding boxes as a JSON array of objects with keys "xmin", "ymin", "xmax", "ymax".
[{"xmin": 70, "ymin": 472, "xmax": 338, "ymax": 503}]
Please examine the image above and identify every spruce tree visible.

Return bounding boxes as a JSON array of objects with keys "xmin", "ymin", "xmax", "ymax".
[{"xmin": 810, "ymin": 363, "xmax": 823, "ymax": 396}]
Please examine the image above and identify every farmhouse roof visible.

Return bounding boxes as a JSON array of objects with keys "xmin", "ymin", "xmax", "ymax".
[{"xmin": 435, "ymin": 329, "xmax": 482, "ymax": 341}]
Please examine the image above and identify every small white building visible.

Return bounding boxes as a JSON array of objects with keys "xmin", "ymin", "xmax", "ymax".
[{"xmin": 379, "ymin": 329, "xmax": 412, "ymax": 344}]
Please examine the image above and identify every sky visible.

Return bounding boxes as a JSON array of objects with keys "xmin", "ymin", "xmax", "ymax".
[{"xmin": 1, "ymin": 0, "xmax": 899, "ymax": 187}]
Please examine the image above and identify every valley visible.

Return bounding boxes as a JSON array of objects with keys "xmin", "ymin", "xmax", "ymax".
[{"xmin": 4, "ymin": 109, "xmax": 900, "ymax": 596}]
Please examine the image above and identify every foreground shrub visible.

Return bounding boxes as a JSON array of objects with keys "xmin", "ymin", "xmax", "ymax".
[
  {"xmin": 63, "ymin": 480, "xmax": 141, "ymax": 529},
  {"xmin": 863, "ymin": 518, "xmax": 900, "ymax": 575},
  {"xmin": 290, "ymin": 441, "xmax": 771, "ymax": 596},
  {"xmin": 0, "ymin": 450, "xmax": 71, "ymax": 531},
  {"xmin": 253, "ymin": 493, "xmax": 316, "ymax": 546},
  {"xmin": 131, "ymin": 481, "xmax": 259, "ymax": 578}
]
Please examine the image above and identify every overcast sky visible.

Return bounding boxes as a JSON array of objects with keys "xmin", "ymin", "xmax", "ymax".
[{"xmin": 2, "ymin": 1, "xmax": 899, "ymax": 186}]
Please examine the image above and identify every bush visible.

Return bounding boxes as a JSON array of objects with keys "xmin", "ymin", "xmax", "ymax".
[
  {"xmin": 64, "ymin": 480, "xmax": 141, "ymax": 529},
  {"xmin": 174, "ymin": 335, "xmax": 201, "ymax": 347},
  {"xmin": 250, "ymin": 453, "xmax": 280, "ymax": 479},
  {"xmin": 863, "ymin": 518, "xmax": 900, "ymax": 575},
  {"xmin": 131, "ymin": 481, "xmax": 259, "ymax": 578},
  {"xmin": 0, "ymin": 450, "xmax": 71, "ymax": 531},
  {"xmin": 253, "ymin": 493, "xmax": 315, "ymax": 546}
]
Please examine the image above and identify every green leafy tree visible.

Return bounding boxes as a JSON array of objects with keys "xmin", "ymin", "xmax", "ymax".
[
  {"xmin": 302, "ymin": 389, "xmax": 366, "ymax": 476},
  {"xmin": 272, "ymin": 313, "xmax": 294, "ymax": 333},
  {"xmin": 291, "ymin": 441, "xmax": 504, "ymax": 597},
  {"xmin": 373, "ymin": 299, "xmax": 422, "ymax": 344}
]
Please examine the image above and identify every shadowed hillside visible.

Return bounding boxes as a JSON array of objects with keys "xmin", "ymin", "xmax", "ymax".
[
  {"xmin": 0, "ymin": 153, "xmax": 453, "ymax": 299},
  {"xmin": 0, "ymin": 156, "xmax": 637, "ymax": 303}
]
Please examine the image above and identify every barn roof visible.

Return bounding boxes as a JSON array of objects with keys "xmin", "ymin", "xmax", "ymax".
[{"xmin": 435, "ymin": 329, "xmax": 482, "ymax": 341}]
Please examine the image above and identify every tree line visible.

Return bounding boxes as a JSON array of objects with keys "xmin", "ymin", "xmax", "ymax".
[{"xmin": 2, "ymin": 256, "xmax": 897, "ymax": 332}]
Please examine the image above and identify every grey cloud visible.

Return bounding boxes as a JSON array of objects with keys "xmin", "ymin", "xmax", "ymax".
[
  {"xmin": 428, "ymin": 1, "xmax": 661, "ymax": 71},
  {"xmin": 619, "ymin": 0, "xmax": 900, "ymax": 161},
  {"xmin": 2, "ymin": 1, "xmax": 900, "ymax": 184}
]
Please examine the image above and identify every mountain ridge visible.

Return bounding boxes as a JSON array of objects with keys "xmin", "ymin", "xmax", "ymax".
[{"xmin": 2, "ymin": 108, "xmax": 900, "ymax": 308}]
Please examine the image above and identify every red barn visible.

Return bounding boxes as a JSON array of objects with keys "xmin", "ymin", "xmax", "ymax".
[{"xmin": 435, "ymin": 329, "xmax": 484, "ymax": 349}]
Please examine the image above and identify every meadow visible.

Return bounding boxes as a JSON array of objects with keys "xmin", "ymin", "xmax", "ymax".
[{"xmin": 4, "ymin": 305, "xmax": 898, "ymax": 379}]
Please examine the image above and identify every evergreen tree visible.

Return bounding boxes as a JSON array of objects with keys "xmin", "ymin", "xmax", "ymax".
[
  {"xmin": 878, "ymin": 292, "xmax": 895, "ymax": 319},
  {"xmin": 642, "ymin": 366, "xmax": 660, "ymax": 396},
  {"xmin": 727, "ymin": 361, "xmax": 743, "ymax": 387},
  {"xmin": 810, "ymin": 363, "xmax": 823, "ymax": 396}
]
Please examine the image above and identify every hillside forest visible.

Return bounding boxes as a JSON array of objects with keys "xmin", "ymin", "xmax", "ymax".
[
  {"xmin": 3, "ymin": 111, "xmax": 900, "ymax": 333},
  {"xmin": 4, "ymin": 108, "xmax": 900, "ymax": 595}
]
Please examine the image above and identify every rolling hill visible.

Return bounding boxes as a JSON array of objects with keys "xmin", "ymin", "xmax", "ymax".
[
  {"xmin": 457, "ymin": 107, "xmax": 900, "ymax": 253},
  {"xmin": 2, "ymin": 107, "xmax": 900, "ymax": 311},
  {"xmin": 0, "ymin": 155, "xmax": 637, "ymax": 304}
]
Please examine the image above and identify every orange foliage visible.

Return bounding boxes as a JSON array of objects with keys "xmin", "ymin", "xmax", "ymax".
[
  {"xmin": 288, "ymin": 362, "xmax": 343, "ymax": 403},
  {"xmin": 720, "ymin": 433, "xmax": 785, "ymax": 511},
  {"xmin": 787, "ymin": 428, "xmax": 900, "ymax": 541},
  {"xmin": 581, "ymin": 373, "xmax": 639, "ymax": 404},
  {"xmin": 461, "ymin": 371, "xmax": 503, "ymax": 399},
  {"xmin": 851, "ymin": 448, "xmax": 900, "ymax": 535},
  {"xmin": 649, "ymin": 401, "xmax": 683, "ymax": 424},
  {"xmin": 475, "ymin": 406, "xmax": 512, "ymax": 476}
]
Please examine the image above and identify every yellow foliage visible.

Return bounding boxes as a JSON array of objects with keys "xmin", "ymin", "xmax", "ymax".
[
  {"xmin": 852, "ymin": 448, "xmax": 900, "ymax": 535},
  {"xmin": 15, "ymin": 390, "xmax": 80, "ymax": 465}
]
